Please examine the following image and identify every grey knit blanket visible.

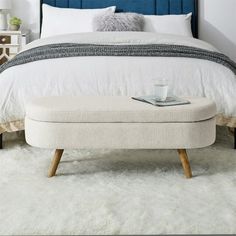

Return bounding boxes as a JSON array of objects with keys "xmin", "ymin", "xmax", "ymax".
[{"xmin": 1, "ymin": 43, "xmax": 236, "ymax": 74}]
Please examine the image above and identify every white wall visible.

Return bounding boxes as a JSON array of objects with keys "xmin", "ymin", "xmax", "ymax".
[
  {"xmin": 10, "ymin": 0, "xmax": 40, "ymax": 40},
  {"xmin": 10, "ymin": 0, "xmax": 236, "ymax": 61},
  {"xmin": 199, "ymin": 0, "xmax": 236, "ymax": 61}
]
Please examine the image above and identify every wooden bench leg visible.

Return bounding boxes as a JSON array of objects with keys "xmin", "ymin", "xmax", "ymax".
[
  {"xmin": 48, "ymin": 149, "xmax": 64, "ymax": 177},
  {"xmin": 177, "ymin": 149, "xmax": 192, "ymax": 179}
]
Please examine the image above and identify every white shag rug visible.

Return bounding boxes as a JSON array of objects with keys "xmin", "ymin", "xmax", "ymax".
[{"xmin": 0, "ymin": 127, "xmax": 236, "ymax": 235}]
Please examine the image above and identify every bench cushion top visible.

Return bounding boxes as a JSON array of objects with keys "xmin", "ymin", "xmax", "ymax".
[{"xmin": 26, "ymin": 96, "xmax": 216, "ymax": 123}]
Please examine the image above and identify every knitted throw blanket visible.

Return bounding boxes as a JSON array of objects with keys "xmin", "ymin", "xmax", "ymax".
[{"xmin": 0, "ymin": 43, "xmax": 236, "ymax": 74}]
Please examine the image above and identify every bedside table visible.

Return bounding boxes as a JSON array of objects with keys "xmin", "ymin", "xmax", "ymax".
[{"xmin": 0, "ymin": 30, "xmax": 30, "ymax": 63}]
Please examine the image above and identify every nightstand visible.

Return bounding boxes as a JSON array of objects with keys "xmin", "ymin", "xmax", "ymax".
[{"xmin": 0, "ymin": 30, "xmax": 30, "ymax": 63}]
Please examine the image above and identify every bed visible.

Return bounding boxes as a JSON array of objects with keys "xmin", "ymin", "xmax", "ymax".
[{"xmin": 0, "ymin": 0, "xmax": 236, "ymax": 148}]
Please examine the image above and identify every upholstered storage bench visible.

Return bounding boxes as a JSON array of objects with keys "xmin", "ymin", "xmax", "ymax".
[{"xmin": 25, "ymin": 96, "xmax": 216, "ymax": 178}]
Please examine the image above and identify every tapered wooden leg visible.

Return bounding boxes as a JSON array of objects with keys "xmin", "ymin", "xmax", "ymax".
[
  {"xmin": 177, "ymin": 149, "xmax": 192, "ymax": 178},
  {"xmin": 48, "ymin": 149, "xmax": 64, "ymax": 177}
]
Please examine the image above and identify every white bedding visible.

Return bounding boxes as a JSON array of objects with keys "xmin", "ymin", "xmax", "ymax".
[{"xmin": 0, "ymin": 32, "xmax": 236, "ymax": 132}]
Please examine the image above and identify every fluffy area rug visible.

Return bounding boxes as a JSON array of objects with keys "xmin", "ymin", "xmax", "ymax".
[{"xmin": 0, "ymin": 127, "xmax": 236, "ymax": 235}]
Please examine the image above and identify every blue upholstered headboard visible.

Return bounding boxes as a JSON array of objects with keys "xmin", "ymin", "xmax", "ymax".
[{"xmin": 40, "ymin": 0, "xmax": 198, "ymax": 38}]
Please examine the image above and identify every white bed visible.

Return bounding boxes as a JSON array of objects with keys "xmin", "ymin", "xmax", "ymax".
[{"xmin": 0, "ymin": 32, "xmax": 236, "ymax": 133}]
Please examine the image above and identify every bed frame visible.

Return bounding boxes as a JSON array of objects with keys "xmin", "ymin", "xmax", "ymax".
[{"xmin": 40, "ymin": 0, "xmax": 198, "ymax": 38}]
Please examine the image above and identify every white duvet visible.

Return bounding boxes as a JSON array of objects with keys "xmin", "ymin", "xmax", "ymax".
[{"xmin": 0, "ymin": 32, "xmax": 236, "ymax": 132}]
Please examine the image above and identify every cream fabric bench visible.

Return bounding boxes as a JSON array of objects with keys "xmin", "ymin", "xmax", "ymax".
[{"xmin": 25, "ymin": 96, "xmax": 216, "ymax": 178}]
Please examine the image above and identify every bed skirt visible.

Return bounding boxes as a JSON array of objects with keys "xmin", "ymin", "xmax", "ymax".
[
  {"xmin": 0, "ymin": 114, "xmax": 236, "ymax": 134},
  {"xmin": 0, "ymin": 120, "xmax": 24, "ymax": 134}
]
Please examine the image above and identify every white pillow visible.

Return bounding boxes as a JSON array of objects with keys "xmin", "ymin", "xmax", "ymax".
[
  {"xmin": 41, "ymin": 4, "xmax": 116, "ymax": 38},
  {"xmin": 144, "ymin": 13, "xmax": 193, "ymax": 37}
]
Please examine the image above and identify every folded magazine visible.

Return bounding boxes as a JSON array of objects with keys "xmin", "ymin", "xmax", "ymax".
[{"xmin": 132, "ymin": 95, "xmax": 190, "ymax": 107}]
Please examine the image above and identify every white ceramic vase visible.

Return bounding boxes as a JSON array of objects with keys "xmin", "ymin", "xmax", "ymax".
[{"xmin": 9, "ymin": 24, "xmax": 20, "ymax": 31}]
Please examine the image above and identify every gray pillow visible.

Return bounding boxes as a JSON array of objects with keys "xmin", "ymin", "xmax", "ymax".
[{"xmin": 93, "ymin": 13, "xmax": 145, "ymax": 31}]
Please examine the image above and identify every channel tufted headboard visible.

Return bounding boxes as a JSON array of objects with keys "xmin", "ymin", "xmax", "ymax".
[{"xmin": 40, "ymin": 0, "xmax": 198, "ymax": 38}]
